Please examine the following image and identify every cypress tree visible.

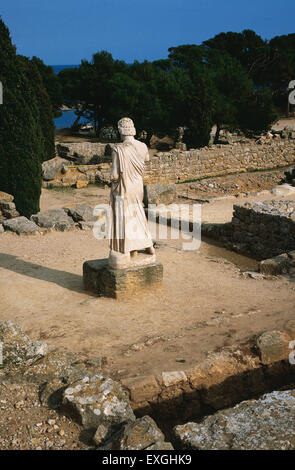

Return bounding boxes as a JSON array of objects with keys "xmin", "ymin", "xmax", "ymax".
[{"xmin": 0, "ymin": 17, "xmax": 52, "ymax": 217}]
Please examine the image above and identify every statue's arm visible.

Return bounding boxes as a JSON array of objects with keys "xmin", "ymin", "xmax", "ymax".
[{"xmin": 110, "ymin": 149, "xmax": 119, "ymax": 181}]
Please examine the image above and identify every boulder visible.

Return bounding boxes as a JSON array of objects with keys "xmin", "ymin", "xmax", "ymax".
[
  {"xmin": 76, "ymin": 180, "xmax": 88, "ymax": 189},
  {"xmin": 150, "ymin": 135, "xmax": 174, "ymax": 151},
  {"xmin": 66, "ymin": 204, "xmax": 96, "ymax": 223},
  {"xmin": 63, "ymin": 374, "xmax": 135, "ymax": 432},
  {"xmin": 256, "ymin": 330, "xmax": 291, "ymax": 364},
  {"xmin": 0, "ymin": 192, "xmax": 19, "ymax": 220},
  {"xmin": 31, "ymin": 209, "xmax": 75, "ymax": 231},
  {"xmin": 42, "ymin": 157, "xmax": 69, "ymax": 181},
  {"xmin": 0, "ymin": 191, "xmax": 14, "ymax": 203},
  {"xmin": 56, "ymin": 142, "xmax": 110, "ymax": 164},
  {"xmin": 259, "ymin": 253, "xmax": 294, "ymax": 275},
  {"xmin": 97, "ymin": 415, "xmax": 170, "ymax": 450},
  {"xmin": 3, "ymin": 216, "xmax": 40, "ymax": 235},
  {"xmin": 0, "ymin": 321, "xmax": 49, "ymax": 370},
  {"xmin": 174, "ymin": 389, "xmax": 295, "ymax": 450},
  {"xmin": 143, "ymin": 183, "xmax": 177, "ymax": 207}
]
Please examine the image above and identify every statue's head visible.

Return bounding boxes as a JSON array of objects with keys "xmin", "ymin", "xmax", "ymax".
[{"xmin": 118, "ymin": 117, "xmax": 136, "ymax": 136}]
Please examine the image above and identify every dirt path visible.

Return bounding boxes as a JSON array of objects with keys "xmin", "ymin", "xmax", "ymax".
[{"xmin": 0, "ymin": 186, "xmax": 294, "ymax": 380}]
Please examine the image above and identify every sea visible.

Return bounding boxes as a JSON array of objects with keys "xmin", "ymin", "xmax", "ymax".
[{"xmin": 50, "ymin": 64, "xmax": 91, "ymax": 129}]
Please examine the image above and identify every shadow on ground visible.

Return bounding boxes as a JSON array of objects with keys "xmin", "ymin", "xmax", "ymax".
[{"xmin": 0, "ymin": 252, "xmax": 93, "ymax": 295}]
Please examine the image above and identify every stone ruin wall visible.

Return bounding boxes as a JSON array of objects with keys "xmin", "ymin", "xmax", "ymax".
[
  {"xmin": 207, "ymin": 200, "xmax": 295, "ymax": 260},
  {"xmin": 144, "ymin": 140, "xmax": 295, "ymax": 185},
  {"xmin": 54, "ymin": 140, "xmax": 295, "ymax": 187}
]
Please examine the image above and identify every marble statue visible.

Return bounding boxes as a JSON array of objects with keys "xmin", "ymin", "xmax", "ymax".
[{"xmin": 108, "ymin": 118, "xmax": 155, "ymax": 269}]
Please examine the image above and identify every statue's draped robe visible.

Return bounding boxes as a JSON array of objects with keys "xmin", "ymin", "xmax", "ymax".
[{"xmin": 110, "ymin": 141, "xmax": 153, "ymax": 254}]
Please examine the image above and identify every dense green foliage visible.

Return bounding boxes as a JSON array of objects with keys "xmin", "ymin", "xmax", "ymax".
[
  {"xmin": 0, "ymin": 18, "xmax": 55, "ymax": 217},
  {"xmin": 31, "ymin": 56, "xmax": 63, "ymax": 117},
  {"xmin": 58, "ymin": 28, "xmax": 295, "ymax": 148}
]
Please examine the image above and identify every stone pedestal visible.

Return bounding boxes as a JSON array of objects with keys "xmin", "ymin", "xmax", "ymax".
[{"xmin": 83, "ymin": 259, "xmax": 163, "ymax": 299}]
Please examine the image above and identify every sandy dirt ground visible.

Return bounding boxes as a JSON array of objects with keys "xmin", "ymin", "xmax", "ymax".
[{"xmin": 0, "ymin": 183, "xmax": 295, "ymax": 380}]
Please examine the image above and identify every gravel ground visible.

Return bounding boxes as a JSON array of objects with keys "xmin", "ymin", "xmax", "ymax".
[{"xmin": 0, "ymin": 382, "xmax": 88, "ymax": 450}]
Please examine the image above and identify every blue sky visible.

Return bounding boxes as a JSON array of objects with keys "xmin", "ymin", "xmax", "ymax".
[{"xmin": 1, "ymin": 0, "xmax": 295, "ymax": 65}]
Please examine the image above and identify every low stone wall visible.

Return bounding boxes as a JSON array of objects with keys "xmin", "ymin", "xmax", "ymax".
[
  {"xmin": 230, "ymin": 200, "xmax": 295, "ymax": 259},
  {"xmin": 51, "ymin": 140, "xmax": 295, "ymax": 187},
  {"xmin": 203, "ymin": 200, "xmax": 295, "ymax": 260},
  {"xmin": 0, "ymin": 191, "xmax": 19, "ymax": 222},
  {"xmin": 144, "ymin": 141, "xmax": 295, "ymax": 184},
  {"xmin": 55, "ymin": 142, "xmax": 112, "ymax": 164}
]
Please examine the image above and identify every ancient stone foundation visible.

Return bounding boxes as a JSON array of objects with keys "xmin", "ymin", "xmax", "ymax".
[
  {"xmin": 46, "ymin": 140, "xmax": 295, "ymax": 188},
  {"xmin": 83, "ymin": 259, "xmax": 163, "ymax": 299},
  {"xmin": 204, "ymin": 199, "xmax": 295, "ymax": 260}
]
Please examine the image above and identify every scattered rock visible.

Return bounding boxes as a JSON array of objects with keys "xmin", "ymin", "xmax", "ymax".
[
  {"xmin": 0, "ymin": 321, "xmax": 49, "ymax": 369},
  {"xmin": 0, "ymin": 191, "xmax": 14, "ymax": 203},
  {"xmin": 242, "ymin": 271, "xmax": 265, "ymax": 279},
  {"xmin": 162, "ymin": 371, "xmax": 187, "ymax": 387},
  {"xmin": 144, "ymin": 183, "xmax": 177, "ymax": 207},
  {"xmin": 3, "ymin": 217, "xmax": 40, "ymax": 235},
  {"xmin": 21, "ymin": 349, "xmax": 86, "ymax": 385},
  {"xmin": 31, "ymin": 209, "xmax": 75, "ymax": 232},
  {"xmin": 56, "ymin": 142, "xmax": 109, "ymax": 164},
  {"xmin": 98, "ymin": 415, "xmax": 170, "ymax": 450},
  {"xmin": 256, "ymin": 330, "xmax": 291, "ymax": 364},
  {"xmin": 63, "ymin": 374, "xmax": 135, "ymax": 431},
  {"xmin": 75, "ymin": 180, "xmax": 88, "ymax": 189},
  {"xmin": 259, "ymin": 254, "xmax": 294, "ymax": 275},
  {"xmin": 66, "ymin": 205, "xmax": 96, "ymax": 223},
  {"xmin": 174, "ymin": 389, "xmax": 295, "ymax": 450},
  {"xmin": 0, "ymin": 224, "xmax": 4, "ymax": 233},
  {"xmin": 42, "ymin": 157, "xmax": 69, "ymax": 181}
]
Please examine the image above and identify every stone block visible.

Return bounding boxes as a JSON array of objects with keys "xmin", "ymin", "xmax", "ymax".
[
  {"xmin": 121, "ymin": 375, "xmax": 161, "ymax": 403},
  {"xmin": 83, "ymin": 259, "xmax": 163, "ymax": 299},
  {"xmin": 3, "ymin": 216, "xmax": 40, "ymax": 235},
  {"xmin": 259, "ymin": 254, "xmax": 293, "ymax": 275},
  {"xmin": 256, "ymin": 330, "xmax": 291, "ymax": 365}
]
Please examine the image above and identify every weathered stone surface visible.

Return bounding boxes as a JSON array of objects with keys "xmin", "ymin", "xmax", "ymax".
[
  {"xmin": 66, "ymin": 204, "xmax": 96, "ymax": 223},
  {"xmin": 143, "ymin": 140, "xmax": 295, "ymax": 185},
  {"xmin": 83, "ymin": 259, "xmax": 163, "ymax": 299},
  {"xmin": 93, "ymin": 424, "xmax": 109, "ymax": 446},
  {"xmin": 2, "ymin": 216, "xmax": 40, "ymax": 235},
  {"xmin": 99, "ymin": 416, "xmax": 167, "ymax": 450},
  {"xmin": 174, "ymin": 389, "xmax": 295, "ymax": 450},
  {"xmin": 38, "ymin": 354, "xmax": 104, "ymax": 409},
  {"xmin": 42, "ymin": 157, "xmax": 69, "ymax": 181},
  {"xmin": 21, "ymin": 349, "xmax": 85, "ymax": 385},
  {"xmin": 121, "ymin": 375, "xmax": 161, "ymax": 403},
  {"xmin": 78, "ymin": 221, "xmax": 95, "ymax": 231},
  {"xmin": 259, "ymin": 254, "xmax": 294, "ymax": 275},
  {"xmin": 256, "ymin": 330, "xmax": 291, "ymax": 365},
  {"xmin": 146, "ymin": 441, "xmax": 174, "ymax": 450},
  {"xmin": 0, "ymin": 191, "xmax": 14, "ymax": 203},
  {"xmin": 143, "ymin": 183, "xmax": 177, "ymax": 207},
  {"xmin": 75, "ymin": 180, "xmax": 88, "ymax": 189},
  {"xmin": 0, "ymin": 224, "xmax": 4, "ymax": 233},
  {"xmin": 56, "ymin": 142, "xmax": 110, "ymax": 164},
  {"xmin": 162, "ymin": 371, "xmax": 187, "ymax": 387},
  {"xmin": 0, "ymin": 196, "xmax": 19, "ymax": 220},
  {"xmin": 63, "ymin": 374, "xmax": 135, "ymax": 431},
  {"xmin": 31, "ymin": 209, "xmax": 75, "ymax": 231},
  {"xmin": 208, "ymin": 200, "xmax": 295, "ymax": 260},
  {"xmin": 187, "ymin": 351, "xmax": 264, "ymax": 409},
  {"xmin": 0, "ymin": 321, "xmax": 49, "ymax": 370}
]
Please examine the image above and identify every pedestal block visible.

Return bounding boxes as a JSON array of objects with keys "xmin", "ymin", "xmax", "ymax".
[{"xmin": 83, "ymin": 259, "xmax": 163, "ymax": 299}]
